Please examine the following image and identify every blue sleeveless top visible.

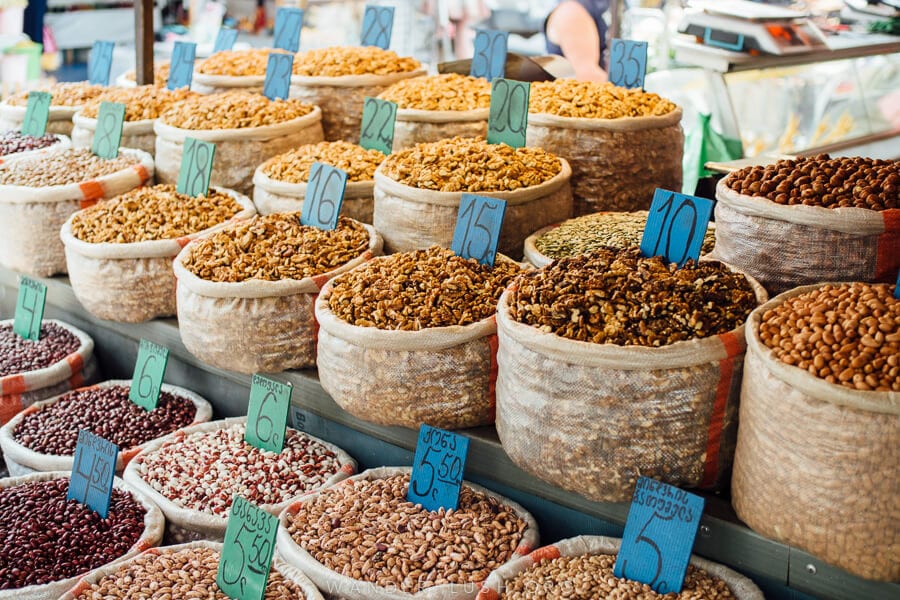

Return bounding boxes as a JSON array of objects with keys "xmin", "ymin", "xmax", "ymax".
[{"xmin": 545, "ymin": 0, "xmax": 611, "ymax": 62}]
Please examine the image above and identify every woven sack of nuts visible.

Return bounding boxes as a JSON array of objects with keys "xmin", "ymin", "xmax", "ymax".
[
  {"xmin": 60, "ymin": 187, "xmax": 256, "ymax": 323},
  {"xmin": 0, "ymin": 470, "xmax": 165, "ymax": 600},
  {"xmin": 0, "ymin": 132, "xmax": 71, "ymax": 165},
  {"xmin": 115, "ymin": 61, "xmax": 172, "ymax": 88},
  {"xmin": 711, "ymin": 161, "xmax": 900, "ymax": 295},
  {"xmin": 276, "ymin": 466, "xmax": 540, "ymax": 600},
  {"xmin": 732, "ymin": 283, "xmax": 899, "ymax": 582},
  {"xmin": 392, "ymin": 107, "xmax": 488, "ymax": 152},
  {"xmin": 61, "ymin": 541, "xmax": 325, "ymax": 600},
  {"xmin": 254, "ymin": 170, "xmax": 377, "ymax": 224},
  {"xmin": 0, "ymin": 379, "xmax": 213, "ymax": 478},
  {"xmin": 173, "ymin": 216, "xmax": 381, "ymax": 373},
  {"xmin": 476, "ymin": 535, "xmax": 764, "ymax": 600},
  {"xmin": 0, "ymin": 83, "xmax": 106, "ymax": 137},
  {"xmin": 72, "ymin": 115, "xmax": 155, "ymax": 157},
  {"xmin": 124, "ymin": 417, "xmax": 356, "ymax": 542},
  {"xmin": 0, "ymin": 147, "xmax": 155, "ymax": 277},
  {"xmin": 526, "ymin": 80, "xmax": 683, "ymax": 217},
  {"xmin": 192, "ymin": 49, "xmax": 285, "ymax": 94}
]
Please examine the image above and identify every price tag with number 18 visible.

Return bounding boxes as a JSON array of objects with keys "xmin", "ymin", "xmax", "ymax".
[
  {"xmin": 408, "ymin": 425, "xmax": 469, "ymax": 512},
  {"xmin": 129, "ymin": 339, "xmax": 169, "ymax": 411},
  {"xmin": 177, "ymin": 138, "xmax": 216, "ymax": 197},
  {"xmin": 245, "ymin": 374, "xmax": 292, "ymax": 454}
]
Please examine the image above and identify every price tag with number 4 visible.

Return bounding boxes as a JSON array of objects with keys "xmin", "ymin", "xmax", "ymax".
[
  {"xmin": 408, "ymin": 425, "xmax": 469, "ymax": 512},
  {"xmin": 487, "ymin": 78, "xmax": 529, "ymax": 148},
  {"xmin": 301, "ymin": 162, "xmax": 347, "ymax": 231},
  {"xmin": 361, "ymin": 5, "xmax": 395, "ymax": 49},
  {"xmin": 21, "ymin": 92, "xmax": 51, "ymax": 137},
  {"xmin": 263, "ymin": 53, "xmax": 294, "ymax": 101},
  {"xmin": 614, "ymin": 477, "xmax": 705, "ymax": 594},
  {"xmin": 218, "ymin": 496, "xmax": 278, "ymax": 600},
  {"xmin": 88, "ymin": 40, "xmax": 115, "ymax": 86},
  {"xmin": 245, "ymin": 374, "xmax": 292, "ymax": 454},
  {"xmin": 640, "ymin": 188, "xmax": 713, "ymax": 267},
  {"xmin": 470, "ymin": 29, "xmax": 509, "ymax": 81},
  {"xmin": 13, "ymin": 276, "xmax": 46, "ymax": 341},
  {"xmin": 451, "ymin": 194, "xmax": 507, "ymax": 267},
  {"xmin": 359, "ymin": 97, "xmax": 397, "ymax": 154},
  {"xmin": 168, "ymin": 41, "xmax": 197, "ymax": 91},
  {"xmin": 91, "ymin": 102, "xmax": 126, "ymax": 160},
  {"xmin": 129, "ymin": 339, "xmax": 169, "ymax": 411},
  {"xmin": 68, "ymin": 430, "xmax": 118, "ymax": 518},
  {"xmin": 273, "ymin": 7, "xmax": 304, "ymax": 53},
  {"xmin": 214, "ymin": 28, "xmax": 239, "ymax": 53},
  {"xmin": 608, "ymin": 39, "xmax": 648, "ymax": 90},
  {"xmin": 177, "ymin": 138, "xmax": 216, "ymax": 197}
]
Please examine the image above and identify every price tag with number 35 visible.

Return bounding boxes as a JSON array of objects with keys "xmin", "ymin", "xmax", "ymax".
[{"xmin": 608, "ymin": 39, "xmax": 648, "ymax": 90}]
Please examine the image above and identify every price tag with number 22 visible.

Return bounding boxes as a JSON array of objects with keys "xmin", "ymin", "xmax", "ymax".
[
  {"xmin": 408, "ymin": 425, "xmax": 469, "ymax": 512},
  {"xmin": 608, "ymin": 39, "xmax": 648, "ymax": 90},
  {"xmin": 218, "ymin": 496, "xmax": 278, "ymax": 600},
  {"xmin": 129, "ymin": 339, "xmax": 169, "ymax": 411},
  {"xmin": 245, "ymin": 374, "xmax": 292, "ymax": 454},
  {"xmin": 359, "ymin": 97, "xmax": 397, "ymax": 154}
]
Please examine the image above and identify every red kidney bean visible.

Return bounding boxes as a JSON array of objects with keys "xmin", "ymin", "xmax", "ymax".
[
  {"xmin": 14, "ymin": 385, "xmax": 198, "ymax": 455},
  {"xmin": 0, "ymin": 131, "xmax": 60, "ymax": 157},
  {"xmin": 0, "ymin": 477, "xmax": 146, "ymax": 589},
  {"xmin": 0, "ymin": 322, "xmax": 81, "ymax": 377}
]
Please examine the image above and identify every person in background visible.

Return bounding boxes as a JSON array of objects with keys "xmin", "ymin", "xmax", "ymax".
[
  {"xmin": 23, "ymin": 0, "xmax": 48, "ymax": 45},
  {"xmin": 544, "ymin": 0, "xmax": 610, "ymax": 81}
]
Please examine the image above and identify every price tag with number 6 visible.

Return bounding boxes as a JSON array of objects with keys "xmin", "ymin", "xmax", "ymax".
[
  {"xmin": 218, "ymin": 496, "xmax": 278, "ymax": 600},
  {"xmin": 408, "ymin": 425, "xmax": 469, "ymax": 512},
  {"xmin": 608, "ymin": 39, "xmax": 648, "ymax": 90},
  {"xmin": 176, "ymin": 138, "xmax": 216, "ymax": 197},
  {"xmin": 451, "ymin": 194, "xmax": 507, "ymax": 267},
  {"xmin": 245, "ymin": 374, "xmax": 292, "ymax": 454},
  {"xmin": 640, "ymin": 188, "xmax": 713, "ymax": 267},
  {"xmin": 301, "ymin": 162, "xmax": 348, "ymax": 231},
  {"xmin": 129, "ymin": 339, "xmax": 169, "ymax": 411}
]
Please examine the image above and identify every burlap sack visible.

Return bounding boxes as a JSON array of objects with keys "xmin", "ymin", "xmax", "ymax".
[
  {"xmin": 123, "ymin": 417, "xmax": 356, "ymax": 543},
  {"xmin": 253, "ymin": 168, "xmax": 375, "ymax": 223},
  {"xmin": 711, "ymin": 176, "xmax": 900, "ymax": 295},
  {"xmin": 0, "ymin": 470, "xmax": 165, "ymax": 600},
  {"xmin": 276, "ymin": 466, "xmax": 540, "ymax": 600},
  {"xmin": 173, "ymin": 221, "xmax": 382, "ymax": 374},
  {"xmin": 61, "ymin": 541, "xmax": 325, "ymax": 600},
  {"xmin": 392, "ymin": 107, "xmax": 488, "ymax": 152},
  {"xmin": 71, "ymin": 113, "xmax": 157, "ymax": 157},
  {"xmin": 0, "ymin": 134, "xmax": 71, "ymax": 165},
  {"xmin": 477, "ymin": 535, "xmax": 764, "ymax": 600},
  {"xmin": 0, "ymin": 101, "xmax": 79, "ymax": 136},
  {"xmin": 526, "ymin": 108, "xmax": 683, "ymax": 216},
  {"xmin": 0, "ymin": 148, "xmax": 154, "ymax": 276},
  {"xmin": 0, "ymin": 379, "xmax": 213, "ymax": 477},
  {"xmin": 60, "ymin": 189, "xmax": 255, "ymax": 323},
  {"xmin": 494, "ymin": 267, "xmax": 768, "ymax": 502},
  {"xmin": 732, "ymin": 284, "xmax": 899, "ymax": 582},
  {"xmin": 192, "ymin": 72, "xmax": 265, "ymax": 95},
  {"xmin": 154, "ymin": 109, "xmax": 323, "ymax": 195},
  {"xmin": 289, "ymin": 70, "xmax": 425, "ymax": 142},
  {"xmin": 372, "ymin": 160, "xmax": 572, "ymax": 255}
]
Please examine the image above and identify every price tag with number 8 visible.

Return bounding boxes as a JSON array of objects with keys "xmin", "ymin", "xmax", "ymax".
[
  {"xmin": 301, "ymin": 162, "xmax": 348, "ymax": 231},
  {"xmin": 451, "ymin": 194, "xmax": 507, "ymax": 267},
  {"xmin": 91, "ymin": 102, "xmax": 126, "ymax": 160},
  {"xmin": 245, "ymin": 374, "xmax": 292, "ymax": 454}
]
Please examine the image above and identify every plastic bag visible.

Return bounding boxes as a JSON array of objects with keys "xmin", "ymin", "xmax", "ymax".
[
  {"xmin": 494, "ymin": 269, "xmax": 768, "ymax": 502},
  {"xmin": 0, "ymin": 379, "xmax": 214, "ymax": 477},
  {"xmin": 372, "ymin": 161, "xmax": 573, "ymax": 255},
  {"xmin": 732, "ymin": 284, "xmax": 899, "ymax": 582},
  {"xmin": 0, "ymin": 134, "xmax": 71, "ymax": 166},
  {"xmin": 526, "ymin": 108, "xmax": 683, "ymax": 216},
  {"xmin": 393, "ymin": 107, "xmax": 488, "ymax": 152},
  {"xmin": 0, "ymin": 148, "xmax": 154, "ymax": 277},
  {"xmin": 61, "ymin": 541, "xmax": 325, "ymax": 600},
  {"xmin": 682, "ymin": 112, "xmax": 742, "ymax": 196},
  {"xmin": 253, "ymin": 168, "xmax": 375, "ymax": 223},
  {"xmin": 289, "ymin": 70, "xmax": 426, "ymax": 142},
  {"xmin": 477, "ymin": 535, "xmax": 764, "ymax": 600},
  {"xmin": 71, "ymin": 113, "xmax": 157, "ymax": 157},
  {"xmin": 60, "ymin": 188, "xmax": 256, "ymax": 323},
  {"xmin": 711, "ymin": 176, "xmax": 900, "ymax": 295},
  {"xmin": 276, "ymin": 466, "xmax": 540, "ymax": 600},
  {"xmin": 173, "ymin": 222, "xmax": 382, "ymax": 374},
  {"xmin": 154, "ymin": 109, "xmax": 323, "ymax": 195},
  {"xmin": 123, "ymin": 417, "xmax": 356, "ymax": 543},
  {"xmin": 0, "ymin": 101, "xmax": 79, "ymax": 137},
  {"xmin": 0, "ymin": 470, "xmax": 165, "ymax": 600}
]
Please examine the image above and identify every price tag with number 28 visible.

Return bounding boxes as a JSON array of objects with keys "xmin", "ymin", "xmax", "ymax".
[
  {"xmin": 68, "ymin": 429, "xmax": 118, "ymax": 518},
  {"xmin": 129, "ymin": 339, "xmax": 169, "ymax": 411},
  {"xmin": 640, "ymin": 188, "xmax": 713, "ymax": 267},
  {"xmin": 408, "ymin": 425, "xmax": 469, "ymax": 512},
  {"xmin": 218, "ymin": 496, "xmax": 278, "ymax": 600},
  {"xmin": 13, "ymin": 276, "xmax": 46, "ymax": 341},
  {"xmin": 608, "ymin": 39, "xmax": 648, "ymax": 90},
  {"xmin": 361, "ymin": 5, "xmax": 394, "ymax": 49},
  {"xmin": 245, "ymin": 374, "xmax": 292, "ymax": 454},
  {"xmin": 301, "ymin": 162, "xmax": 348, "ymax": 231}
]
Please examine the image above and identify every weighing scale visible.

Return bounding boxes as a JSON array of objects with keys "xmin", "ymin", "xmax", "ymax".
[{"xmin": 679, "ymin": 0, "xmax": 828, "ymax": 55}]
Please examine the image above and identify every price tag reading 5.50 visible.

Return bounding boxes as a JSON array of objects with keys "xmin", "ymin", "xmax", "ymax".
[
  {"xmin": 88, "ymin": 40, "xmax": 115, "ymax": 86},
  {"xmin": 273, "ymin": 7, "xmax": 304, "ymax": 53},
  {"xmin": 214, "ymin": 28, "xmax": 239, "ymax": 53},
  {"xmin": 245, "ymin": 374, "xmax": 292, "ymax": 454},
  {"xmin": 608, "ymin": 39, "xmax": 648, "ymax": 90},
  {"xmin": 614, "ymin": 477, "xmax": 705, "ymax": 594},
  {"xmin": 487, "ymin": 78, "xmax": 529, "ymax": 148},
  {"xmin": 218, "ymin": 496, "xmax": 278, "ymax": 600},
  {"xmin": 13, "ymin": 276, "xmax": 46, "ymax": 341},
  {"xmin": 168, "ymin": 41, "xmax": 197, "ymax": 90},
  {"xmin": 470, "ymin": 29, "xmax": 509, "ymax": 81},
  {"xmin": 408, "ymin": 425, "xmax": 469, "ymax": 512},
  {"xmin": 640, "ymin": 189, "xmax": 713, "ymax": 267},
  {"xmin": 21, "ymin": 91, "xmax": 51, "ymax": 137},
  {"xmin": 451, "ymin": 194, "xmax": 506, "ymax": 267},
  {"xmin": 359, "ymin": 97, "xmax": 397, "ymax": 154},
  {"xmin": 91, "ymin": 101, "xmax": 126, "ymax": 160},
  {"xmin": 301, "ymin": 162, "xmax": 348, "ymax": 231},
  {"xmin": 129, "ymin": 339, "xmax": 169, "ymax": 411},
  {"xmin": 176, "ymin": 138, "xmax": 216, "ymax": 197},
  {"xmin": 361, "ymin": 5, "xmax": 395, "ymax": 50},
  {"xmin": 67, "ymin": 430, "xmax": 118, "ymax": 518},
  {"xmin": 263, "ymin": 53, "xmax": 294, "ymax": 101}
]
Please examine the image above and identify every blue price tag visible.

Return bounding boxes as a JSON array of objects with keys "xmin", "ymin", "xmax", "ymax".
[
  {"xmin": 640, "ymin": 188, "xmax": 714, "ymax": 267},
  {"xmin": 614, "ymin": 477, "xmax": 705, "ymax": 594},
  {"xmin": 88, "ymin": 40, "xmax": 115, "ymax": 86},
  {"xmin": 470, "ymin": 29, "xmax": 509, "ymax": 81},
  {"xmin": 67, "ymin": 430, "xmax": 119, "ymax": 518},
  {"xmin": 273, "ymin": 7, "xmax": 304, "ymax": 53},
  {"xmin": 407, "ymin": 425, "xmax": 469, "ymax": 512},
  {"xmin": 451, "ymin": 194, "xmax": 507, "ymax": 267},
  {"xmin": 608, "ymin": 39, "xmax": 648, "ymax": 90},
  {"xmin": 894, "ymin": 270, "xmax": 900, "ymax": 299},
  {"xmin": 263, "ymin": 53, "xmax": 294, "ymax": 101},
  {"xmin": 361, "ymin": 5, "xmax": 395, "ymax": 49},
  {"xmin": 301, "ymin": 162, "xmax": 347, "ymax": 231},
  {"xmin": 214, "ymin": 28, "xmax": 239, "ymax": 53},
  {"xmin": 167, "ymin": 41, "xmax": 196, "ymax": 90}
]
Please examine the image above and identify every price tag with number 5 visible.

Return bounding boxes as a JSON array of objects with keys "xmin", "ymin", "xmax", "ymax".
[
  {"xmin": 21, "ymin": 91, "xmax": 51, "ymax": 137},
  {"xmin": 88, "ymin": 40, "xmax": 115, "ymax": 86},
  {"xmin": 263, "ymin": 53, "xmax": 294, "ymax": 101},
  {"xmin": 13, "ymin": 276, "xmax": 46, "ymax": 341},
  {"xmin": 614, "ymin": 477, "xmax": 705, "ymax": 594},
  {"xmin": 487, "ymin": 78, "xmax": 529, "ymax": 148},
  {"xmin": 129, "ymin": 339, "xmax": 169, "ymax": 411},
  {"xmin": 608, "ymin": 39, "xmax": 648, "ymax": 90},
  {"xmin": 470, "ymin": 29, "xmax": 509, "ymax": 81},
  {"xmin": 408, "ymin": 425, "xmax": 469, "ymax": 512},
  {"xmin": 359, "ymin": 97, "xmax": 397, "ymax": 154},
  {"xmin": 640, "ymin": 188, "xmax": 713, "ymax": 267},
  {"xmin": 177, "ymin": 138, "xmax": 216, "ymax": 197},
  {"xmin": 361, "ymin": 5, "xmax": 395, "ymax": 50},
  {"xmin": 218, "ymin": 496, "xmax": 278, "ymax": 600},
  {"xmin": 168, "ymin": 41, "xmax": 197, "ymax": 90},
  {"xmin": 451, "ymin": 194, "xmax": 506, "ymax": 267},
  {"xmin": 245, "ymin": 374, "xmax": 292, "ymax": 454},
  {"xmin": 301, "ymin": 162, "xmax": 347, "ymax": 231},
  {"xmin": 273, "ymin": 7, "xmax": 304, "ymax": 53},
  {"xmin": 67, "ymin": 430, "xmax": 118, "ymax": 518},
  {"xmin": 91, "ymin": 102, "xmax": 126, "ymax": 160}
]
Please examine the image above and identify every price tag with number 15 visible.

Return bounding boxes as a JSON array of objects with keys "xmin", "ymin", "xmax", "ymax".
[
  {"xmin": 408, "ymin": 425, "xmax": 470, "ymax": 512},
  {"xmin": 451, "ymin": 194, "xmax": 507, "ymax": 267},
  {"xmin": 245, "ymin": 374, "xmax": 292, "ymax": 454},
  {"xmin": 129, "ymin": 339, "xmax": 169, "ymax": 411}
]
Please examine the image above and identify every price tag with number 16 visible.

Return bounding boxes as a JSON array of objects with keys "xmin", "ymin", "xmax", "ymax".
[{"xmin": 301, "ymin": 162, "xmax": 348, "ymax": 231}]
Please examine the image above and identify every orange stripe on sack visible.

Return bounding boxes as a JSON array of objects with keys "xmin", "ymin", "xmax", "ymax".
[
  {"xmin": 70, "ymin": 581, "xmax": 91, "ymax": 595},
  {"xmin": 875, "ymin": 209, "xmax": 900, "ymax": 282},
  {"xmin": 0, "ymin": 394, "xmax": 23, "ymax": 426},
  {"xmin": 341, "ymin": 463, "xmax": 355, "ymax": 475},
  {"xmin": 312, "ymin": 274, "xmax": 330, "ymax": 290},
  {"xmin": 121, "ymin": 446, "xmax": 142, "ymax": 466},
  {"xmin": 136, "ymin": 538, "xmax": 155, "ymax": 551},
  {"xmin": 477, "ymin": 589, "xmax": 501, "ymax": 600},
  {"xmin": 700, "ymin": 332, "xmax": 741, "ymax": 488},
  {"xmin": 132, "ymin": 163, "xmax": 150, "ymax": 182},
  {"xmin": 0, "ymin": 374, "xmax": 26, "ymax": 395},
  {"xmin": 67, "ymin": 353, "xmax": 84, "ymax": 374},
  {"xmin": 487, "ymin": 332, "xmax": 499, "ymax": 423},
  {"xmin": 528, "ymin": 545, "xmax": 561, "ymax": 562},
  {"xmin": 176, "ymin": 236, "xmax": 192, "ymax": 248},
  {"xmin": 68, "ymin": 369, "xmax": 84, "ymax": 390},
  {"xmin": 79, "ymin": 180, "xmax": 104, "ymax": 203},
  {"xmin": 21, "ymin": 405, "xmax": 41, "ymax": 417}
]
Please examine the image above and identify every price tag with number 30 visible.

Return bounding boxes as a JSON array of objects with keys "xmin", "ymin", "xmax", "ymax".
[
  {"xmin": 470, "ymin": 29, "xmax": 509, "ymax": 81},
  {"xmin": 608, "ymin": 39, "xmax": 648, "ymax": 90},
  {"xmin": 218, "ymin": 496, "xmax": 278, "ymax": 600},
  {"xmin": 129, "ymin": 339, "xmax": 169, "ymax": 411},
  {"xmin": 245, "ymin": 374, "xmax": 291, "ymax": 454},
  {"xmin": 408, "ymin": 425, "xmax": 469, "ymax": 512}
]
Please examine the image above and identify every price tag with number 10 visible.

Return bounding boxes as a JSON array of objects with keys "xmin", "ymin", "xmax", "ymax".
[
  {"xmin": 14, "ymin": 276, "xmax": 47, "ymax": 341},
  {"xmin": 301, "ymin": 162, "xmax": 348, "ymax": 231},
  {"xmin": 608, "ymin": 39, "xmax": 648, "ymax": 90},
  {"xmin": 129, "ymin": 339, "xmax": 169, "ymax": 411},
  {"xmin": 218, "ymin": 496, "xmax": 278, "ymax": 600},
  {"xmin": 640, "ymin": 188, "xmax": 713, "ymax": 267},
  {"xmin": 177, "ymin": 138, "xmax": 216, "ymax": 197},
  {"xmin": 245, "ymin": 374, "xmax": 292, "ymax": 454},
  {"xmin": 408, "ymin": 425, "xmax": 469, "ymax": 512}
]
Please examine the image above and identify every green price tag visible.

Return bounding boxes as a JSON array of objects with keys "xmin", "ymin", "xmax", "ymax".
[
  {"xmin": 129, "ymin": 339, "xmax": 169, "ymax": 411},
  {"xmin": 176, "ymin": 138, "xmax": 216, "ymax": 197},
  {"xmin": 487, "ymin": 78, "xmax": 529, "ymax": 148},
  {"xmin": 91, "ymin": 101, "xmax": 126, "ymax": 159},
  {"xmin": 13, "ymin": 276, "xmax": 47, "ymax": 341},
  {"xmin": 217, "ymin": 496, "xmax": 278, "ymax": 600},
  {"xmin": 245, "ymin": 374, "xmax": 292, "ymax": 454},
  {"xmin": 21, "ymin": 92, "xmax": 51, "ymax": 137},
  {"xmin": 359, "ymin": 97, "xmax": 397, "ymax": 154}
]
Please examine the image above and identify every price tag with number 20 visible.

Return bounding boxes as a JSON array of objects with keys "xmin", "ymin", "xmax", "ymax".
[
  {"xmin": 245, "ymin": 374, "xmax": 291, "ymax": 454},
  {"xmin": 218, "ymin": 496, "xmax": 278, "ymax": 600},
  {"xmin": 408, "ymin": 425, "xmax": 469, "ymax": 512},
  {"xmin": 487, "ymin": 78, "xmax": 529, "ymax": 149}
]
